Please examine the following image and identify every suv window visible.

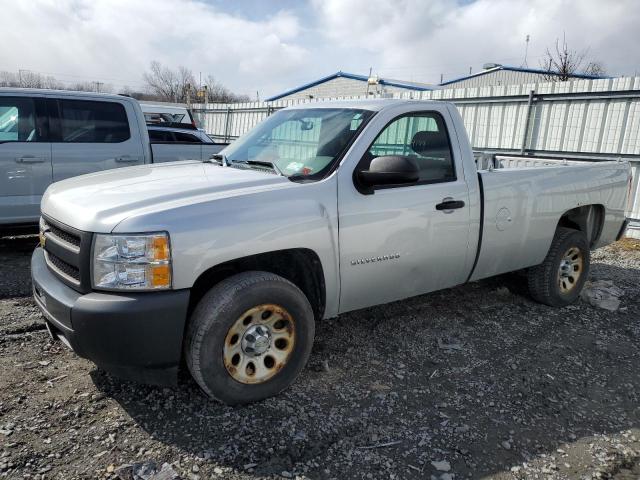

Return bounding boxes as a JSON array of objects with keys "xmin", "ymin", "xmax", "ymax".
[
  {"xmin": 0, "ymin": 97, "xmax": 39, "ymax": 142},
  {"xmin": 367, "ymin": 112, "xmax": 455, "ymax": 183},
  {"xmin": 59, "ymin": 100, "xmax": 130, "ymax": 143},
  {"xmin": 149, "ymin": 129, "xmax": 171, "ymax": 142},
  {"xmin": 149, "ymin": 130, "xmax": 202, "ymax": 143}
]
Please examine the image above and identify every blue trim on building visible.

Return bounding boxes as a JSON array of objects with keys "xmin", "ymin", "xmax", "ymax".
[
  {"xmin": 265, "ymin": 71, "xmax": 432, "ymax": 101},
  {"xmin": 439, "ymin": 65, "xmax": 606, "ymax": 86}
]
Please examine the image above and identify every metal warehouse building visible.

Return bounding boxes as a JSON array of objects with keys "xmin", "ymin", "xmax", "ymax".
[
  {"xmin": 265, "ymin": 71, "xmax": 435, "ymax": 101},
  {"xmin": 266, "ymin": 64, "xmax": 604, "ymax": 102},
  {"xmin": 439, "ymin": 63, "xmax": 603, "ymax": 88}
]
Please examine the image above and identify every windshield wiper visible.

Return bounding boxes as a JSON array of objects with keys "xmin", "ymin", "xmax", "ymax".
[
  {"xmin": 206, "ymin": 153, "xmax": 228, "ymax": 166},
  {"xmin": 232, "ymin": 160, "xmax": 284, "ymax": 176}
]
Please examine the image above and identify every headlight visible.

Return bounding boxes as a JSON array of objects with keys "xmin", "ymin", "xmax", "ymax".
[{"xmin": 92, "ymin": 233, "xmax": 172, "ymax": 291}]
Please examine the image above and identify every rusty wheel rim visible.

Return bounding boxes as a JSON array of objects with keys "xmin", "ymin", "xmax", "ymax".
[
  {"xmin": 223, "ymin": 304, "xmax": 295, "ymax": 384},
  {"xmin": 558, "ymin": 246, "xmax": 584, "ymax": 294}
]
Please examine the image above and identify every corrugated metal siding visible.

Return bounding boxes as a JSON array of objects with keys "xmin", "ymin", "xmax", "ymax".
[
  {"xmin": 441, "ymin": 69, "xmax": 554, "ymax": 89},
  {"xmin": 192, "ymin": 76, "xmax": 640, "ymax": 238},
  {"xmin": 274, "ymin": 77, "xmax": 420, "ymax": 101}
]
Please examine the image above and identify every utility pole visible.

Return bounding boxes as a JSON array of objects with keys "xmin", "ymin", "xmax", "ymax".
[
  {"xmin": 94, "ymin": 81, "xmax": 103, "ymax": 93},
  {"xmin": 521, "ymin": 34, "xmax": 530, "ymax": 67}
]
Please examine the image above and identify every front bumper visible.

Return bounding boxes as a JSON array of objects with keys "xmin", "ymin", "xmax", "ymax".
[{"xmin": 31, "ymin": 247, "xmax": 190, "ymax": 385}]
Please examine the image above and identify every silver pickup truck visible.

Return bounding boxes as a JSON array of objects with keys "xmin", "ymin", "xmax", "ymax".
[
  {"xmin": 31, "ymin": 99, "xmax": 631, "ymax": 404},
  {"xmin": 0, "ymin": 88, "xmax": 225, "ymax": 230}
]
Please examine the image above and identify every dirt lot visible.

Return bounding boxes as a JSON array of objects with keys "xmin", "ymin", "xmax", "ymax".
[{"xmin": 1, "ymin": 236, "xmax": 639, "ymax": 480}]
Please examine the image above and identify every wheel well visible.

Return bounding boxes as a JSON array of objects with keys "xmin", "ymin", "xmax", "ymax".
[
  {"xmin": 188, "ymin": 249, "xmax": 326, "ymax": 321},
  {"xmin": 557, "ymin": 204, "xmax": 604, "ymax": 246}
]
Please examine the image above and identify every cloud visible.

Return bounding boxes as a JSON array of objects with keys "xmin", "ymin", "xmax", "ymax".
[
  {"xmin": 0, "ymin": 0, "xmax": 307, "ymax": 96},
  {"xmin": 2, "ymin": 0, "xmax": 640, "ymax": 98},
  {"xmin": 311, "ymin": 0, "xmax": 640, "ymax": 83}
]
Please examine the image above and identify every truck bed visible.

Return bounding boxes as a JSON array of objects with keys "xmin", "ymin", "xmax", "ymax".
[
  {"xmin": 475, "ymin": 153, "xmax": 594, "ymax": 170},
  {"xmin": 469, "ymin": 155, "xmax": 630, "ymax": 282}
]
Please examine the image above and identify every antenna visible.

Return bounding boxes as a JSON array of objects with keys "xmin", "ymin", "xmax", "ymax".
[{"xmin": 521, "ymin": 34, "xmax": 530, "ymax": 67}]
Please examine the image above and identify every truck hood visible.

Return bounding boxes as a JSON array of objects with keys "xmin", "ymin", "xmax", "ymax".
[{"xmin": 42, "ymin": 161, "xmax": 292, "ymax": 232}]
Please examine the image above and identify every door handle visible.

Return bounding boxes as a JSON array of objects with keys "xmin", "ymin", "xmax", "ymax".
[
  {"xmin": 15, "ymin": 156, "xmax": 45, "ymax": 163},
  {"xmin": 115, "ymin": 155, "xmax": 140, "ymax": 163},
  {"xmin": 436, "ymin": 198, "xmax": 465, "ymax": 212}
]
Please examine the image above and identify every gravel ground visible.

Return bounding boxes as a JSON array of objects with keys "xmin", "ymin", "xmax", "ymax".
[{"xmin": 1, "ymin": 236, "xmax": 639, "ymax": 480}]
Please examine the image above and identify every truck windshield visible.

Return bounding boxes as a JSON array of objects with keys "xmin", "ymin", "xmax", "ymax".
[{"xmin": 221, "ymin": 108, "xmax": 373, "ymax": 179}]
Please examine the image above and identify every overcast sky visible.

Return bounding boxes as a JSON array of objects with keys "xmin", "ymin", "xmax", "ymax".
[{"xmin": 3, "ymin": 0, "xmax": 640, "ymax": 98}]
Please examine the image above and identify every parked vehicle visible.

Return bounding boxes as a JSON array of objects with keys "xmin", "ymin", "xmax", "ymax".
[
  {"xmin": 140, "ymin": 103, "xmax": 198, "ymax": 128},
  {"xmin": 0, "ymin": 89, "xmax": 220, "ymax": 229},
  {"xmin": 31, "ymin": 99, "xmax": 631, "ymax": 404},
  {"xmin": 148, "ymin": 124, "xmax": 224, "ymax": 163}
]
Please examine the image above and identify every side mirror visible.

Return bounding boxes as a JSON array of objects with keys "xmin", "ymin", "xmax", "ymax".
[{"xmin": 357, "ymin": 155, "xmax": 419, "ymax": 192}]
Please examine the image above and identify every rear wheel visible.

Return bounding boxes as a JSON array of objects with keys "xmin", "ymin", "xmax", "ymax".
[
  {"xmin": 528, "ymin": 227, "xmax": 590, "ymax": 307},
  {"xmin": 185, "ymin": 271, "xmax": 315, "ymax": 405}
]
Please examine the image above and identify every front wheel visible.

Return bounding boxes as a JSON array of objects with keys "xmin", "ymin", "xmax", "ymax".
[
  {"xmin": 528, "ymin": 227, "xmax": 590, "ymax": 307},
  {"xmin": 185, "ymin": 271, "xmax": 315, "ymax": 405}
]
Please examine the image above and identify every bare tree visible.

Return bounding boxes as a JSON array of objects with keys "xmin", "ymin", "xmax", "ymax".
[
  {"xmin": 67, "ymin": 81, "xmax": 113, "ymax": 93},
  {"xmin": 143, "ymin": 61, "xmax": 248, "ymax": 103},
  {"xmin": 0, "ymin": 70, "xmax": 116, "ymax": 93},
  {"xmin": 583, "ymin": 61, "xmax": 606, "ymax": 77},
  {"xmin": 0, "ymin": 71, "xmax": 19, "ymax": 87},
  {"xmin": 540, "ymin": 36, "xmax": 606, "ymax": 81},
  {"xmin": 203, "ymin": 75, "xmax": 250, "ymax": 103},
  {"xmin": 0, "ymin": 70, "xmax": 63, "ymax": 89},
  {"xmin": 143, "ymin": 61, "xmax": 196, "ymax": 103},
  {"xmin": 117, "ymin": 86, "xmax": 166, "ymax": 101}
]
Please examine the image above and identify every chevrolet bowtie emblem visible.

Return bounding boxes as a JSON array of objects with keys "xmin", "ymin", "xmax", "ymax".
[{"xmin": 39, "ymin": 232, "xmax": 46, "ymax": 248}]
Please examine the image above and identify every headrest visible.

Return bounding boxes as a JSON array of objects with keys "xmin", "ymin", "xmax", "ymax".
[{"xmin": 410, "ymin": 130, "xmax": 448, "ymax": 156}]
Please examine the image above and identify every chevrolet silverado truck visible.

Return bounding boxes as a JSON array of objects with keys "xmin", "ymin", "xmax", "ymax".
[{"xmin": 31, "ymin": 99, "xmax": 631, "ymax": 404}]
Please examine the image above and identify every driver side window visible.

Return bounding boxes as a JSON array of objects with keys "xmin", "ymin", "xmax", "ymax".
[
  {"xmin": 0, "ymin": 97, "xmax": 38, "ymax": 142},
  {"xmin": 367, "ymin": 112, "xmax": 455, "ymax": 183}
]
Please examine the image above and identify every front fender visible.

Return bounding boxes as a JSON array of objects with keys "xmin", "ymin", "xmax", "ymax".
[{"xmin": 114, "ymin": 177, "xmax": 341, "ymax": 318}]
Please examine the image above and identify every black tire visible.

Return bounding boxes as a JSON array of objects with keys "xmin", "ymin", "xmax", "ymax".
[
  {"xmin": 185, "ymin": 271, "xmax": 315, "ymax": 405},
  {"xmin": 528, "ymin": 227, "xmax": 590, "ymax": 307}
]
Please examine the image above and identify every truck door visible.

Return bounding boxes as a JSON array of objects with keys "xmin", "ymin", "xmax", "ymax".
[
  {"xmin": 0, "ymin": 95, "xmax": 52, "ymax": 224},
  {"xmin": 50, "ymin": 98, "xmax": 145, "ymax": 181},
  {"xmin": 337, "ymin": 108, "xmax": 472, "ymax": 313}
]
